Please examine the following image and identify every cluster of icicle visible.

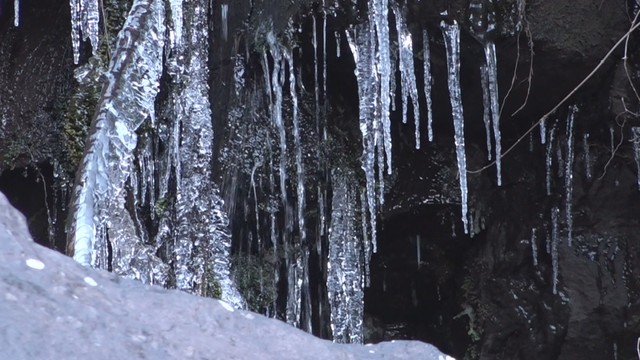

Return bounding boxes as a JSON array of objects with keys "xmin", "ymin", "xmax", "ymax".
[
  {"xmin": 67, "ymin": 0, "xmax": 166, "ymax": 281},
  {"xmin": 66, "ymin": 0, "xmax": 243, "ymax": 307}
]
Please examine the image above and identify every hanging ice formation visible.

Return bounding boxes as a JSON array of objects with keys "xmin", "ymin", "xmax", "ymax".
[
  {"xmin": 564, "ymin": 107, "xmax": 576, "ymax": 247},
  {"xmin": 392, "ymin": 2, "xmax": 421, "ymax": 148},
  {"xmin": 165, "ymin": 1, "xmax": 243, "ymax": 307},
  {"xmin": 551, "ymin": 206, "xmax": 560, "ymax": 294},
  {"xmin": 531, "ymin": 228, "xmax": 538, "ymax": 267},
  {"xmin": 545, "ymin": 124, "xmax": 557, "ymax": 196},
  {"xmin": 633, "ymin": 127, "xmax": 640, "ymax": 190},
  {"xmin": 423, "ymin": 30, "xmax": 434, "ymax": 142},
  {"xmin": 372, "ymin": 0, "xmax": 393, "ymax": 176},
  {"xmin": 70, "ymin": 0, "xmax": 100, "ymax": 63},
  {"xmin": 484, "ymin": 42, "xmax": 502, "ymax": 185},
  {"xmin": 262, "ymin": 30, "xmax": 312, "ymax": 329},
  {"xmin": 347, "ymin": 22, "xmax": 380, "ymax": 253},
  {"xmin": 67, "ymin": 0, "xmax": 167, "ymax": 282},
  {"xmin": 14, "ymin": 0, "xmax": 19, "ymax": 26},
  {"xmin": 480, "ymin": 65, "xmax": 493, "ymax": 160},
  {"xmin": 327, "ymin": 167, "xmax": 365, "ymax": 344},
  {"xmin": 441, "ymin": 20, "xmax": 470, "ymax": 234},
  {"xmin": 583, "ymin": 133, "xmax": 592, "ymax": 179}
]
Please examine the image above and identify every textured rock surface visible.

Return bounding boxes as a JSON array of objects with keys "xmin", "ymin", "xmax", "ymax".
[{"xmin": 0, "ymin": 191, "xmax": 453, "ymax": 360}]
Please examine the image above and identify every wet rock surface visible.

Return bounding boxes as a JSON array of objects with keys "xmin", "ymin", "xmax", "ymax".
[{"xmin": 0, "ymin": 191, "xmax": 452, "ymax": 360}]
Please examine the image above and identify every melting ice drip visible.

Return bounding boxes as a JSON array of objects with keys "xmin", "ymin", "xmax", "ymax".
[
  {"xmin": 327, "ymin": 167, "xmax": 365, "ymax": 344},
  {"xmin": 441, "ymin": 21, "xmax": 470, "ymax": 234}
]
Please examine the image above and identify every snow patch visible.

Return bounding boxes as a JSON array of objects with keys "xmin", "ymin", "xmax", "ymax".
[
  {"xmin": 25, "ymin": 258, "xmax": 45, "ymax": 270},
  {"xmin": 84, "ymin": 276, "xmax": 98, "ymax": 287},
  {"xmin": 218, "ymin": 300, "xmax": 235, "ymax": 312}
]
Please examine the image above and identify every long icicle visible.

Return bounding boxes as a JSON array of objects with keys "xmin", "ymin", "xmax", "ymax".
[
  {"xmin": 441, "ymin": 21, "xmax": 469, "ymax": 234},
  {"xmin": 423, "ymin": 29, "xmax": 434, "ymax": 142}
]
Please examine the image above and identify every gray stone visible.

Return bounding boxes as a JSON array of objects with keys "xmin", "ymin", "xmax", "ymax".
[{"xmin": 0, "ymin": 191, "xmax": 453, "ymax": 360}]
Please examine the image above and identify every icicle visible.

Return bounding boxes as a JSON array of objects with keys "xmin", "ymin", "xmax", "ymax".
[
  {"xmin": 14, "ymin": 0, "xmax": 19, "ymax": 27},
  {"xmin": 546, "ymin": 125, "xmax": 556, "ymax": 195},
  {"xmin": 551, "ymin": 206, "xmax": 560, "ymax": 294},
  {"xmin": 360, "ymin": 189, "xmax": 371, "ymax": 287},
  {"xmin": 67, "ymin": 0, "xmax": 166, "ymax": 281},
  {"xmin": 327, "ymin": 167, "xmax": 365, "ymax": 343},
  {"xmin": 347, "ymin": 25, "xmax": 378, "ymax": 253},
  {"xmin": 312, "ymin": 15, "xmax": 320, "ymax": 130},
  {"xmin": 480, "ymin": 65, "xmax": 493, "ymax": 160},
  {"xmin": 221, "ymin": 4, "xmax": 228, "ymax": 41},
  {"xmin": 266, "ymin": 33, "xmax": 289, "ymax": 214},
  {"xmin": 565, "ymin": 107, "xmax": 576, "ymax": 247},
  {"xmin": 169, "ymin": 0, "xmax": 183, "ymax": 48},
  {"xmin": 484, "ymin": 41, "xmax": 502, "ymax": 185},
  {"xmin": 540, "ymin": 118, "xmax": 547, "ymax": 144},
  {"xmin": 441, "ymin": 21, "xmax": 469, "ymax": 234},
  {"xmin": 423, "ymin": 30, "xmax": 434, "ymax": 142},
  {"xmin": 633, "ymin": 127, "xmax": 640, "ymax": 190},
  {"xmin": 335, "ymin": 31, "xmax": 342, "ymax": 57},
  {"xmin": 286, "ymin": 52, "xmax": 306, "ymax": 242},
  {"xmin": 583, "ymin": 133, "xmax": 592, "ymax": 179},
  {"xmin": 70, "ymin": 0, "xmax": 100, "ymax": 64},
  {"xmin": 371, "ymin": 0, "xmax": 393, "ymax": 175},
  {"xmin": 531, "ymin": 228, "xmax": 538, "ymax": 267},
  {"xmin": 323, "ymin": 7, "xmax": 328, "ymax": 105},
  {"xmin": 392, "ymin": 3, "xmax": 421, "ymax": 148},
  {"xmin": 416, "ymin": 234, "xmax": 421, "ymax": 269}
]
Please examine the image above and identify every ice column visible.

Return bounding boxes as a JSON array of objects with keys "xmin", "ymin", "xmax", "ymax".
[
  {"xmin": 67, "ymin": 0, "xmax": 167, "ymax": 283},
  {"xmin": 441, "ymin": 21, "xmax": 469, "ymax": 233},
  {"xmin": 327, "ymin": 167, "xmax": 364, "ymax": 344},
  {"xmin": 423, "ymin": 30, "xmax": 434, "ymax": 142}
]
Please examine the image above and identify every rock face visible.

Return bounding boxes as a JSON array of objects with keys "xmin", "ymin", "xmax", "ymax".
[
  {"xmin": 3, "ymin": 0, "xmax": 640, "ymax": 359},
  {"xmin": 0, "ymin": 191, "xmax": 453, "ymax": 360}
]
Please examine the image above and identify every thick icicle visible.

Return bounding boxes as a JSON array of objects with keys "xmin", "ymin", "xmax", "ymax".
[
  {"xmin": 540, "ymin": 118, "xmax": 547, "ymax": 144},
  {"xmin": 286, "ymin": 50, "xmax": 311, "ymax": 332},
  {"xmin": 371, "ymin": 0, "xmax": 393, "ymax": 175},
  {"xmin": 423, "ymin": 30, "xmax": 434, "ymax": 142},
  {"xmin": 67, "ymin": 0, "xmax": 167, "ymax": 283},
  {"xmin": 164, "ymin": 0, "xmax": 243, "ymax": 307},
  {"xmin": 70, "ymin": 0, "xmax": 100, "ymax": 63},
  {"xmin": 327, "ymin": 167, "xmax": 364, "ymax": 344},
  {"xmin": 484, "ymin": 42, "xmax": 502, "ymax": 185},
  {"xmin": 551, "ymin": 206, "xmax": 560, "ymax": 294},
  {"xmin": 480, "ymin": 65, "xmax": 493, "ymax": 160},
  {"xmin": 633, "ymin": 127, "xmax": 640, "ymax": 190},
  {"xmin": 565, "ymin": 107, "xmax": 576, "ymax": 247},
  {"xmin": 347, "ymin": 25, "xmax": 379, "ymax": 253},
  {"xmin": 392, "ymin": 3, "xmax": 421, "ymax": 148},
  {"xmin": 266, "ymin": 33, "xmax": 289, "ymax": 215},
  {"xmin": 441, "ymin": 21, "xmax": 469, "ymax": 233}
]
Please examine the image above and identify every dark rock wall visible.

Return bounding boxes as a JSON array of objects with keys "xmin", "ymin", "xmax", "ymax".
[{"xmin": 2, "ymin": 0, "xmax": 640, "ymax": 359}]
